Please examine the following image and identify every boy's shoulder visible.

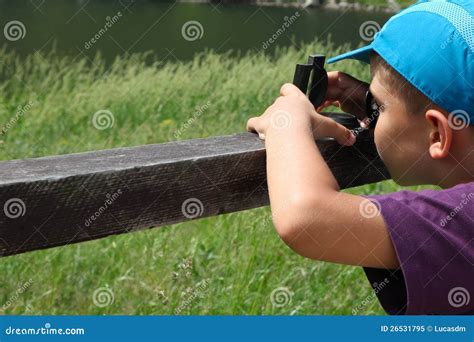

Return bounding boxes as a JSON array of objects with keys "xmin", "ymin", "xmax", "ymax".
[
  {"xmin": 363, "ymin": 182, "xmax": 473, "ymax": 315},
  {"xmin": 365, "ymin": 181, "xmax": 474, "ymax": 229},
  {"xmin": 375, "ymin": 181, "xmax": 474, "ymax": 201}
]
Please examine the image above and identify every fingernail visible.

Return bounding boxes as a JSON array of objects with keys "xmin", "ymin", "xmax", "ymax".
[
  {"xmin": 361, "ymin": 118, "xmax": 370, "ymax": 128},
  {"xmin": 347, "ymin": 132, "xmax": 356, "ymax": 145}
]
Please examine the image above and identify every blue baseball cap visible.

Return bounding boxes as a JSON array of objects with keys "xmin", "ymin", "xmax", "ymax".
[{"xmin": 327, "ymin": 0, "xmax": 474, "ymax": 126}]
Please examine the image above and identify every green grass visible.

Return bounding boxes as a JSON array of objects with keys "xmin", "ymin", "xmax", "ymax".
[
  {"xmin": 354, "ymin": 0, "xmax": 416, "ymax": 8},
  {"xmin": 259, "ymin": 0, "xmax": 417, "ymax": 9},
  {"xmin": 0, "ymin": 39, "xmax": 430, "ymax": 315}
]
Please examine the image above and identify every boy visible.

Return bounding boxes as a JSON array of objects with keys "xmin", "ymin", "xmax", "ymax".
[{"xmin": 247, "ymin": 0, "xmax": 473, "ymax": 315}]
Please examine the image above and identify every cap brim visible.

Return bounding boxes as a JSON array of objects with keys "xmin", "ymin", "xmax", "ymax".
[{"xmin": 326, "ymin": 44, "xmax": 374, "ymax": 64}]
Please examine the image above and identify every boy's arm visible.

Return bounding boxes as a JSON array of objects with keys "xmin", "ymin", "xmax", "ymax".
[{"xmin": 248, "ymin": 83, "xmax": 399, "ymax": 269}]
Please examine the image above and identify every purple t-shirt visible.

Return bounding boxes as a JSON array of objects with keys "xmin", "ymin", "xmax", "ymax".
[{"xmin": 363, "ymin": 181, "xmax": 473, "ymax": 315}]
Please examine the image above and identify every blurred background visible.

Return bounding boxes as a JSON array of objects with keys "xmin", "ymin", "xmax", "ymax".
[{"xmin": 0, "ymin": 0, "xmax": 407, "ymax": 63}]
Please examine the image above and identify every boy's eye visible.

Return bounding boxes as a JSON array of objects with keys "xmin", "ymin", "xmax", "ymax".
[
  {"xmin": 365, "ymin": 90, "xmax": 383, "ymax": 125},
  {"xmin": 370, "ymin": 99, "xmax": 383, "ymax": 113}
]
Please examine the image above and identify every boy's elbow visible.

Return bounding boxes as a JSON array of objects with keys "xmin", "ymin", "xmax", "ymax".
[
  {"xmin": 272, "ymin": 217, "xmax": 302, "ymax": 246},
  {"xmin": 271, "ymin": 194, "xmax": 321, "ymax": 248}
]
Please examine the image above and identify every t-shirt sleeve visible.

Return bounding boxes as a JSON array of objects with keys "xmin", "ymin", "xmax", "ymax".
[{"xmin": 361, "ymin": 182, "xmax": 474, "ymax": 315}]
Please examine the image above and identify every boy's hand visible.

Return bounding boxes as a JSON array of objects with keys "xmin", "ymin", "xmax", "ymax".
[
  {"xmin": 316, "ymin": 71, "xmax": 369, "ymax": 120},
  {"xmin": 246, "ymin": 83, "xmax": 356, "ymax": 146}
]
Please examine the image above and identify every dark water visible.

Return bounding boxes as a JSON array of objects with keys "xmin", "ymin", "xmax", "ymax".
[{"xmin": 0, "ymin": 0, "xmax": 391, "ymax": 62}]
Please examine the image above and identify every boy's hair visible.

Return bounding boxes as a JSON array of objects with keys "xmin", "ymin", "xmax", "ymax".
[{"xmin": 370, "ymin": 52, "xmax": 437, "ymax": 116}]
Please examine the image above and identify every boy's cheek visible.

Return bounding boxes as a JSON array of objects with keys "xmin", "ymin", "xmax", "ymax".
[
  {"xmin": 374, "ymin": 117, "xmax": 425, "ymax": 186},
  {"xmin": 374, "ymin": 118, "xmax": 404, "ymax": 183},
  {"xmin": 373, "ymin": 118, "xmax": 390, "ymax": 161}
]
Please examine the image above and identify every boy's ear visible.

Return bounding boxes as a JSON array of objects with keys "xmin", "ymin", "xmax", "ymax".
[{"xmin": 425, "ymin": 109, "xmax": 452, "ymax": 159}]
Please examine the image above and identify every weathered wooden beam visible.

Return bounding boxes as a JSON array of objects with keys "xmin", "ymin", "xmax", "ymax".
[{"xmin": 0, "ymin": 130, "xmax": 389, "ymax": 257}]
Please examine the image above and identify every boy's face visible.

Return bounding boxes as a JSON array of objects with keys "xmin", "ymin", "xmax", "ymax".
[{"xmin": 370, "ymin": 74, "xmax": 430, "ymax": 186}]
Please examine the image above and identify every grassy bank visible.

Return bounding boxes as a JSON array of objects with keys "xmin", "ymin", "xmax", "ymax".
[{"xmin": 0, "ymin": 39, "xmax": 428, "ymax": 315}]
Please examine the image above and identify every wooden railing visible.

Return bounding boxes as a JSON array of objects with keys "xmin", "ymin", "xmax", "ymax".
[{"xmin": 0, "ymin": 128, "xmax": 389, "ymax": 257}]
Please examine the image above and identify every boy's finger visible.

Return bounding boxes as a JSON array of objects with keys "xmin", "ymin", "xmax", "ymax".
[
  {"xmin": 246, "ymin": 117, "xmax": 258, "ymax": 132},
  {"xmin": 327, "ymin": 71, "xmax": 353, "ymax": 88},
  {"xmin": 317, "ymin": 100, "xmax": 340, "ymax": 112},
  {"xmin": 315, "ymin": 116, "xmax": 356, "ymax": 146},
  {"xmin": 324, "ymin": 86, "xmax": 344, "ymax": 101},
  {"xmin": 360, "ymin": 117, "xmax": 371, "ymax": 128},
  {"xmin": 247, "ymin": 118, "xmax": 266, "ymax": 140},
  {"xmin": 327, "ymin": 71, "xmax": 362, "ymax": 89},
  {"xmin": 280, "ymin": 83, "xmax": 303, "ymax": 97},
  {"xmin": 326, "ymin": 71, "xmax": 343, "ymax": 85}
]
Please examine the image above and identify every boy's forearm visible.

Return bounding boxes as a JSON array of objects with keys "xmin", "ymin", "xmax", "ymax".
[
  {"xmin": 265, "ymin": 123, "xmax": 339, "ymax": 240},
  {"xmin": 264, "ymin": 123, "xmax": 340, "ymax": 225}
]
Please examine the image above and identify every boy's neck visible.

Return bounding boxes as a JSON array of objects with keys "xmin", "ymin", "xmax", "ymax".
[
  {"xmin": 436, "ymin": 154, "xmax": 474, "ymax": 189},
  {"xmin": 438, "ymin": 175, "xmax": 474, "ymax": 189}
]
